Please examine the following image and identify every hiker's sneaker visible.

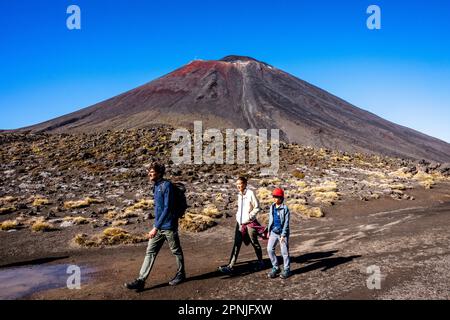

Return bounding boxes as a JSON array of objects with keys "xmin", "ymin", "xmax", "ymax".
[
  {"xmin": 267, "ymin": 267, "xmax": 281, "ymax": 279},
  {"xmin": 254, "ymin": 260, "xmax": 265, "ymax": 271},
  {"xmin": 280, "ymin": 269, "xmax": 292, "ymax": 279},
  {"xmin": 124, "ymin": 279, "xmax": 145, "ymax": 291},
  {"xmin": 169, "ymin": 273, "xmax": 186, "ymax": 286},
  {"xmin": 218, "ymin": 265, "xmax": 234, "ymax": 275}
]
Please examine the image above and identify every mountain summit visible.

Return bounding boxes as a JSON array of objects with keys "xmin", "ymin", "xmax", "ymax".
[{"xmin": 20, "ymin": 56, "xmax": 450, "ymax": 162}]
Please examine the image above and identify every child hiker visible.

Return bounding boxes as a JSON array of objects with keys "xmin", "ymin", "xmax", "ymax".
[{"xmin": 267, "ymin": 188, "xmax": 292, "ymax": 279}]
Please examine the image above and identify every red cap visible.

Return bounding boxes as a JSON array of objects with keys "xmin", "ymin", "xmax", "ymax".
[{"xmin": 272, "ymin": 188, "xmax": 284, "ymax": 198}]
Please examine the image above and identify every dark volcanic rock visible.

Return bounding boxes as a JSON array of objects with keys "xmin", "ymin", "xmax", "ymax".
[{"xmin": 439, "ymin": 163, "xmax": 450, "ymax": 176}]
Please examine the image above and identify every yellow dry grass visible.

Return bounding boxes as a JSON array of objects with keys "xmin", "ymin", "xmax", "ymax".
[
  {"xmin": 285, "ymin": 199, "xmax": 324, "ymax": 218},
  {"xmin": 389, "ymin": 168, "xmax": 413, "ymax": 179},
  {"xmin": 291, "ymin": 203, "xmax": 324, "ymax": 218},
  {"xmin": 0, "ymin": 220, "xmax": 19, "ymax": 231},
  {"xmin": 290, "ymin": 169, "xmax": 305, "ymax": 180},
  {"xmin": 73, "ymin": 227, "xmax": 146, "ymax": 247},
  {"xmin": 313, "ymin": 191, "xmax": 339, "ymax": 205},
  {"xmin": 310, "ymin": 181, "xmax": 337, "ymax": 193},
  {"xmin": 119, "ymin": 211, "xmax": 140, "ymax": 218},
  {"xmin": 112, "ymin": 219, "xmax": 129, "ymax": 227},
  {"xmin": 378, "ymin": 182, "xmax": 411, "ymax": 192},
  {"xmin": 342, "ymin": 155, "xmax": 352, "ymax": 162},
  {"xmin": 32, "ymin": 196, "xmax": 51, "ymax": 207},
  {"xmin": 0, "ymin": 196, "xmax": 17, "ymax": 204},
  {"xmin": 285, "ymin": 197, "xmax": 307, "ymax": 206},
  {"xmin": 179, "ymin": 212, "xmax": 217, "ymax": 232},
  {"xmin": 388, "ymin": 183, "xmax": 407, "ymax": 191},
  {"xmin": 292, "ymin": 180, "xmax": 307, "ymax": 188},
  {"xmin": 202, "ymin": 204, "xmax": 222, "ymax": 218},
  {"xmin": 125, "ymin": 199, "xmax": 154, "ymax": 213},
  {"xmin": 413, "ymin": 171, "xmax": 437, "ymax": 189},
  {"xmin": 310, "ymin": 181, "xmax": 339, "ymax": 205},
  {"xmin": 331, "ymin": 155, "xmax": 352, "ymax": 162},
  {"xmin": 64, "ymin": 216, "xmax": 90, "ymax": 225},
  {"xmin": 260, "ymin": 177, "xmax": 282, "ymax": 185},
  {"xmin": 63, "ymin": 197, "xmax": 104, "ymax": 209},
  {"xmin": 366, "ymin": 170, "xmax": 387, "ymax": 179},
  {"xmin": 104, "ymin": 211, "xmax": 119, "ymax": 219},
  {"xmin": 0, "ymin": 206, "xmax": 16, "ymax": 215},
  {"xmin": 256, "ymin": 188, "xmax": 273, "ymax": 206},
  {"xmin": 31, "ymin": 219, "xmax": 56, "ymax": 232}
]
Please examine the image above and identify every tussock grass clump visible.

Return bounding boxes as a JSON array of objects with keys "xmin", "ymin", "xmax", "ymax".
[
  {"xmin": 257, "ymin": 188, "xmax": 273, "ymax": 207},
  {"xmin": 112, "ymin": 219, "xmax": 129, "ymax": 227},
  {"xmin": 292, "ymin": 180, "xmax": 308, "ymax": 189},
  {"xmin": 64, "ymin": 216, "xmax": 90, "ymax": 225},
  {"xmin": 103, "ymin": 227, "xmax": 126, "ymax": 237},
  {"xmin": 215, "ymin": 193, "xmax": 225, "ymax": 202},
  {"xmin": 389, "ymin": 168, "xmax": 413, "ymax": 179},
  {"xmin": 413, "ymin": 171, "xmax": 437, "ymax": 189},
  {"xmin": 0, "ymin": 206, "xmax": 16, "ymax": 215},
  {"xmin": 202, "ymin": 204, "xmax": 222, "ymax": 218},
  {"xmin": 311, "ymin": 181, "xmax": 339, "ymax": 205},
  {"xmin": 310, "ymin": 181, "xmax": 337, "ymax": 193},
  {"xmin": 366, "ymin": 170, "xmax": 387, "ymax": 180},
  {"xmin": 119, "ymin": 211, "xmax": 139, "ymax": 218},
  {"xmin": 341, "ymin": 155, "xmax": 352, "ymax": 162},
  {"xmin": 313, "ymin": 191, "xmax": 339, "ymax": 205},
  {"xmin": 291, "ymin": 169, "xmax": 305, "ymax": 179},
  {"xmin": 31, "ymin": 219, "xmax": 56, "ymax": 232},
  {"xmin": 0, "ymin": 220, "xmax": 20, "ymax": 231},
  {"xmin": 105, "ymin": 211, "xmax": 119, "ymax": 219},
  {"xmin": 32, "ymin": 196, "xmax": 51, "ymax": 207},
  {"xmin": 379, "ymin": 182, "xmax": 411, "ymax": 192},
  {"xmin": 121, "ymin": 199, "xmax": 154, "ymax": 218},
  {"xmin": 124, "ymin": 199, "xmax": 154, "ymax": 213},
  {"xmin": 388, "ymin": 183, "xmax": 407, "ymax": 191},
  {"xmin": 179, "ymin": 213, "xmax": 216, "ymax": 232},
  {"xmin": 64, "ymin": 197, "xmax": 104, "ymax": 209},
  {"xmin": 370, "ymin": 193, "xmax": 381, "ymax": 200},
  {"xmin": 286, "ymin": 199, "xmax": 323, "ymax": 218},
  {"xmin": 73, "ymin": 227, "xmax": 146, "ymax": 247},
  {"xmin": 296, "ymin": 204, "xmax": 323, "ymax": 218},
  {"xmin": 0, "ymin": 196, "xmax": 17, "ymax": 204},
  {"xmin": 259, "ymin": 177, "xmax": 281, "ymax": 186},
  {"xmin": 285, "ymin": 196, "xmax": 307, "ymax": 206}
]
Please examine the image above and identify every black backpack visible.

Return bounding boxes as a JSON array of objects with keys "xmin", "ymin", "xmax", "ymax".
[{"xmin": 171, "ymin": 182, "xmax": 188, "ymax": 219}]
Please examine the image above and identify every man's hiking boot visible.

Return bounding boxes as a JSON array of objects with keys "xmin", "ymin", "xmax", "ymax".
[
  {"xmin": 169, "ymin": 273, "xmax": 186, "ymax": 286},
  {"xmin": 218, "ymin": 265, "xmax": 234, "ymax": 275},
  {"xmin": 254, "ymin": 260, "xmax": 265, "ymax": 271},
  {"xmin": 280, "ymin": 269, "xmax": 292, "ymax": 279},
  {"xmin": 268, "ymin": 267, "xmax": 281, "ymax": 279},
  {"xmin": 124, "ymin": 279, "xmax": 145, "ymax": 291}
]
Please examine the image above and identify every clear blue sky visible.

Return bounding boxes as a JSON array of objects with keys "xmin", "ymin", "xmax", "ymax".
[{"xmin": 1, "ymin": 0, "xmax": 449, "ymax": 142}]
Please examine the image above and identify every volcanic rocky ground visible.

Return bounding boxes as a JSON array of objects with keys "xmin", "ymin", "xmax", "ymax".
[
  {"xmin": 1, "ymin": 127, "xmax": 450, "ymax": 299},
  {"xmin": 2, "ymin": 126, "xmax": 450, "ymax": 234}
]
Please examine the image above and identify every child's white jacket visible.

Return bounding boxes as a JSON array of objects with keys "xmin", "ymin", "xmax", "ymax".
[{"xmin": 236, "ymin": 188, "xmax": 260, "ymax": 225}]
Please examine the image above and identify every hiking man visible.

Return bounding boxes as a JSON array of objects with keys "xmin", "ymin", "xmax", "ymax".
[
  {"xmin": 218, "ymin": 176, "xmax": 265, "ymax": 274},
  {"xmin": 125, "ymin": 162, "xmax": 186, "ymax": 291}
]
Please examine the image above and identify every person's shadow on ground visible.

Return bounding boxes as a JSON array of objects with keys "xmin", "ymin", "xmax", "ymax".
[
  {"xmin": 290, "ymin": 250, "xmax": 361, "ymax": 275},
  {"xmin": 0, "ymin": 256, "xmax": 70, "ymax": 269},
  {"xmin": 142, "ymin": 250, "xmax": 361, "ymax": 291}
]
